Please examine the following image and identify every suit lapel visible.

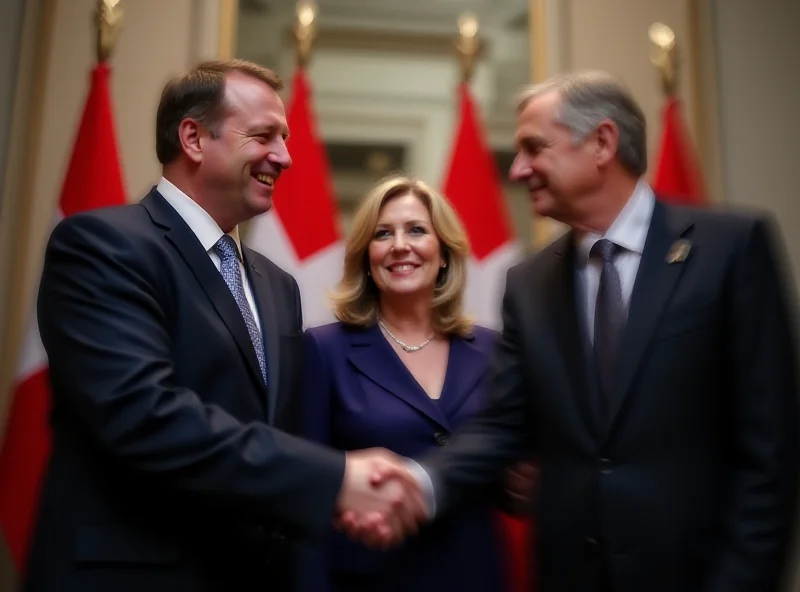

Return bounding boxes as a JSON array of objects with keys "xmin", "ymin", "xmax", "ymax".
[
  {"xmin": 347, "ymin": 326, "xmax": 450, "ymax": 430},
  {"xmin": 605, "ymin": 201, "xmax": 693, "ymax": 435},
  {"xmin": 548, "ymin": 234, "xmax": 603, "ymax": 438},
  {"xmin": 436, "ymin": 334, "xmax": 488, "ymax": 420},
  {"xmin": 243, "ymin": 248, "xmax": 281, "ymax": 423},
  {"xmin": 140, "ymin": 190, "xmax": 268, "ymax": 406}
]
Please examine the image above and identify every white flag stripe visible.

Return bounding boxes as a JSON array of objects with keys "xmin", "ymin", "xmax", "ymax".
[
  {"xmin": 14, "ymin": 211, "xmax": 66, "ymax": 382},
  {"xmin": 245, "ymin": 211, "xmax": 342, "ymax": 329},
  {"xmin": 16, "ymin": 313, "xmax": 47, "ymax": 384},
  {"xmin": 464, "ymin": 243, "xmax": 521, "ymax": 330}
]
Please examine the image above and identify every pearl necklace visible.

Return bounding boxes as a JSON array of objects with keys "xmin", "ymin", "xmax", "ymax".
[{"xmin": 378, "ymin": 320, "xmax": 434, "ymax": 353}]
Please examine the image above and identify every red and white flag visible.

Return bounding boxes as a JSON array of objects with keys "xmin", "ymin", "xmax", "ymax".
[
  {"xmin": 652, "ymin": 97, "xmax": 706, "ymax": 205},
  {"xmin": 0, "ymin": 63, "xmax": 127, "ymax": 572},
  {"xmin": 246, "ymin": 69, "xmax": 342, "ymax": 328},
  {"xmin": 442, "ymin": 83, "xmax": 520, "ymax": 329}
]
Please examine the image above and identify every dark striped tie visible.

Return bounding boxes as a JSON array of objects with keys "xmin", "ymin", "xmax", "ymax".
[{"xmin": 592, "ymin": 239, "xmax": 624, "ymax": 403}]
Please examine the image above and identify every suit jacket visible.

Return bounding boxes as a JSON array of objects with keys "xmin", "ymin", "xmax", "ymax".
[
  {"xmin": 424, "ymin": 201, "xmax": 800, "ymax": 592},
  {"xmin": 26, "ymin": 189, "xmax": 345, "ymax": 592},
  {"xmin": 298, "ymin": 322, "xmax": 505, "ymax": 592}
]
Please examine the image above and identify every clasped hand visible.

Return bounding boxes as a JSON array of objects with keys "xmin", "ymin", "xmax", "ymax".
[{"xmin": 335, "ymin": 448, "xmax": 426, "ymax": 549}]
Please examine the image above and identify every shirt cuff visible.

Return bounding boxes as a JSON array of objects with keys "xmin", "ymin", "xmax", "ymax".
[{"xmin": 404, "ymin": 458, "xmax": 437, "ymax": 519}]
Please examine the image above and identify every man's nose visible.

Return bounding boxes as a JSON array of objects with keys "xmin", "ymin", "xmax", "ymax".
[
  {"xmin": 509, "ymin": 152, "xmax": 531, "ymax": 182},
  {"xmin": 269, "ymin": 141, "xmax": 292, "ymax": 170}
]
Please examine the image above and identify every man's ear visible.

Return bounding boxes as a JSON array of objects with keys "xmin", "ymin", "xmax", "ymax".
[
  {"xmin": 594, "ymin": 119, "xmax": 619, "ymax": 168},
  {"xmin": 178, "ymin": 118, "xmax": 204, "ymax": 164}
]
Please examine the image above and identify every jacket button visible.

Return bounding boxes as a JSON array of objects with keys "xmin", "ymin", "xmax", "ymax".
[
  {"xmin": 434, "ymin": 431, "xmax": 451, "ymax": 446},
  {"xmin": 598, "ymin": 457, "xmax": 613, "ymax": 474}
]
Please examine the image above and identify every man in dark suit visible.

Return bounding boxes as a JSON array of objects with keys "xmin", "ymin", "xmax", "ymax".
[
  {"xmin": 366, "ymin": 71, "xmax": 800, "ymax": 591},
  {"xmin": 25, "ymin": 59, "xmax": 421, "ymax": 592}
]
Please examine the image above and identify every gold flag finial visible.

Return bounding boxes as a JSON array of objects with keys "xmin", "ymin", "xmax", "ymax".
[
  {"xmin": 293, "ymin": 0, "xmax": 318, "ymax": 69},
  {"xmin": 649, "ymin": 22, "xmax": 678, "ymax": 97},
  {"xmin": 95, "ymin": 0, "xmax": 123, "ymax": 63},
  {"xmin": 454, "ymin": 12, "xmax": 482, "ymax": 84}
]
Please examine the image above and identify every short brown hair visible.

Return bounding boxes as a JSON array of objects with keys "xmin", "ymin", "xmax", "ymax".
[
  {"xmin": 155, "ymin": 59, "xmax": 283, "ymax": 164},
  {"xmin": 330, "ymin": 175, "xmax": 473, "ymax": 337}
]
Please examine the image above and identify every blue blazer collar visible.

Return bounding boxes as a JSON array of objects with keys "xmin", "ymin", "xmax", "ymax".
[{"xmin": 345, "ymin": 324, "xmax": 488, "ymax": 430}]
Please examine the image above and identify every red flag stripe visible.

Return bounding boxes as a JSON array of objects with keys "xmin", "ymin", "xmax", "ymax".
[
  {"xmin": 0, "ymin": 371, "xmax": 51, "ymax": 569},
  {"xmin": 652, "ymin": 97, "xmax": 706, "ymax": 205},
  {"xmin": 496, "ymin": 513, "xmax": 537, "ymax": 592},
  {"xmin": 271, "ymin": 70, "xmax": 339, "ymax": 260},
  {"xmin": 61, "ymin": 64, "xmax": 126, "ymax": 216},
  {"xmin": 0, "ymin": 62, "xmax": 126, "ymax": 572},
  {"xmin": 442, "ymin": 83, "xmax": 512, "ymax": 260}
]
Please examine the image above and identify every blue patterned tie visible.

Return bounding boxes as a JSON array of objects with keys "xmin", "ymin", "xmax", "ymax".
[
  {"xmin": 215, "ymin": 235, "xmax": 268, "ymax": 386},
  {"xmin": 592, "ymin": 239, "xmax": 624, "ymax": 403}
]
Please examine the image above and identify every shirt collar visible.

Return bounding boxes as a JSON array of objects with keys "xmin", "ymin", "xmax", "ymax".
[
  {"xmin": 156, "ymin": 176, "xmax": 243, "ymax": 259},
  {"xmin": 576, "ymin": 180, "xmax": 655, "ymax": 265}
]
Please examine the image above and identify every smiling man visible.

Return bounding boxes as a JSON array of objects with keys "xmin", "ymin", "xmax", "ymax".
[{"xmin": 26, "ymin": 60, "xmax": 423, "ymax": 592}]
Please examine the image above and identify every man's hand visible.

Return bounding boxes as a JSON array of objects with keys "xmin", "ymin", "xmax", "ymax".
[{"xmin": 336, "ymin": 448, "xmax": 425, "ymax": 548}]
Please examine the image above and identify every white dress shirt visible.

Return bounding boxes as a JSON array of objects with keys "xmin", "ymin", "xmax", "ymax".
[
  {"xmin": 156, "ymin": 176, "xmax": 262, "ymax": 333},
  {"xmin": 575, "ymin": 180, "xmax": 655, "ymax": 342}
]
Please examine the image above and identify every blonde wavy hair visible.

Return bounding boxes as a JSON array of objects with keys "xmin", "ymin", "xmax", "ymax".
[{"xmin": 330, "ymin": 175, "xmax": 473, "ymax": 337}]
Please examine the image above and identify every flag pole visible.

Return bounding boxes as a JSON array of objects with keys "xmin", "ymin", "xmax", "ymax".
[
  {"xmin": 293, "ymin": 0, "xmax": 318, "ymax": 70},
  {"xmin": 454, "ymin": 12, "xmax": 481, "ymax": 84},
  {"xmin": 649, "ymin": 23, "xmax": 707, "ymax": 204},
  {"xmin": 95, "ymin": 0, "xmax": 123, "ymax": 65},
  {"xmin": 649, "ymin": 22, "xmax": 678, "ymax": 98}
]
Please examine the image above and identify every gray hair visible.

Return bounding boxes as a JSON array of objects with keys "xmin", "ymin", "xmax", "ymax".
[{"xmin": 515, "ymin": 71, "xmax": 647, "ymax": 177}]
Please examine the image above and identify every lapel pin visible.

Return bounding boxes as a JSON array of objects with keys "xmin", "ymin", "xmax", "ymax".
[{"xmin": 666, "ymin": 239, "xmax": 692, "ymax": 264}]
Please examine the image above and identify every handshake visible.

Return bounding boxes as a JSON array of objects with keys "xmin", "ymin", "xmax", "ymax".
[{"xmin": 335, "ymin": 448, "xmax": 429, "ymax": 549}]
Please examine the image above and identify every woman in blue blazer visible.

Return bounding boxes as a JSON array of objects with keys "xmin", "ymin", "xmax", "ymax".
[{"xmin": 299, "ymin": 175, "xmax": 515, "ymax": 592}]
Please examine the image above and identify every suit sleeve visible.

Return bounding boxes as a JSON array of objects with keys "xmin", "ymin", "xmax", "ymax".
[
  {"xmin": 474, "ymin": 329, "xmax": 537, "ymax": 516},
  {"xmin": 422, "ymin": 270, "xmax": 535, "ymax": 514},
  {"xmin": 295, "ymin": 330, "xmax": 335, "ymax": 592},
  {"xmin": 37, "ymin": 214, "xmax": 345, "ymax": 541},
  {"xmin": 707, "ymin": 217, "xmax": 800, "ymax": 592}
]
